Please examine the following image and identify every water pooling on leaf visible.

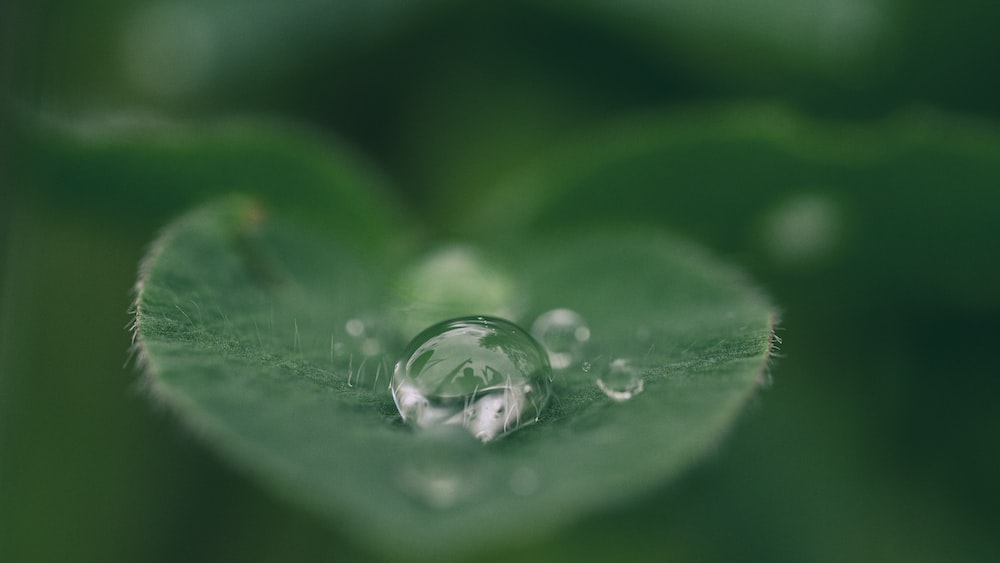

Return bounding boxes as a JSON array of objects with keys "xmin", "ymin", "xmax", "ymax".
[
  {"xmin": 391, "ymin": 316, "xmax": 552, "ymax": 443},
  {"xmin": 133, "ymin": 197, "xmax": 776, "ymax": 558}
]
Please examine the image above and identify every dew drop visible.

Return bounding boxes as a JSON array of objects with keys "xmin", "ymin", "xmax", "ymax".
[
  {"xmin": 595, "ymin": 358, "xmax": 645, "ymax": 401},
  {"xmin": 345, "ymin": 318, "xmax": 365, "ymax": 337},
  {"xmin": 531, "ymin": 308, "xmax": 590, "ymax": 370},
  {"xmin": 391, "ymin": 316, "xmax": 552, "ymax": 443}
]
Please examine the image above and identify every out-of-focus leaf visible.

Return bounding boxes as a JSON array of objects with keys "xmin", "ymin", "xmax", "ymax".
[
  {"xmin": 12, "ymin": 115, "xmax": 409, "ymax": 249},
  {"xmin": 538, "ymin": 0, "xmax": 900, "ymax": 80},
  {"xmin": 472, "ymin": 106, "xmax": 1000, "ymax": 310}
]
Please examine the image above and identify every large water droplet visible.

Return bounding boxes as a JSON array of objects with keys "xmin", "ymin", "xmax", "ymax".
[
  {"xmin": 531, "ymin": 308, "xmax": 591, "ymax": 369},
  {"xmin": 391, "ymin": 316, "xmax": 552, "ymax": 443},
  {"xmin": 595, "ymin": 358, "xmax": 644, "ymax": 401}
]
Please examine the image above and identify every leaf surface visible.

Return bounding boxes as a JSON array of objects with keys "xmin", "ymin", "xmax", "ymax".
[{"xmin": 134, "ymin": 197, "xmax": 775, "ymax": 558}]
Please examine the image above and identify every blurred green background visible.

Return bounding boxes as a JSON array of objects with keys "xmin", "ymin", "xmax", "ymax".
[{"xmin": 2, "ymin": 1, "xmax": 999, "ymax": 561}]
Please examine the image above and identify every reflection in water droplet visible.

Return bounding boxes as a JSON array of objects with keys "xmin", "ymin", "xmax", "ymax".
[
  {"xmin": 531, "ymin": 308, "xmax": 590, "ymax": 369},
  {"xmin": 391, "ymin": 316, "xmax": 552, "ymax": 443},
  {"xmin": 595, "ymin": 358, "xmax": 644, "ymax": 401}
]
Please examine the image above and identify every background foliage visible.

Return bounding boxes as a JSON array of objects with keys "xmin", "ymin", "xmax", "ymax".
[{"xmin": 2, "ymin": 1, "xmax": 999, "ymax": 561}]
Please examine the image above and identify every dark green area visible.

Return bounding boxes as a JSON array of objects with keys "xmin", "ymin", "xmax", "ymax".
[{"xmin": 2, "ymin": 1, "xmax": 999, "ymax": 562}]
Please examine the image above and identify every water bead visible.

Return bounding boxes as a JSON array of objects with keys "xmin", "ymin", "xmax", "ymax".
[
  {"xmin": 595, "ymin": 358, "xmax": 645, "ymax": 401},
  {"xmin": 391, "ymin": 316, "xmax": 552, "ymax": 443},
  {"xmin": 530, "ymin": 308, "xmax": 591, "ymax": 369}
]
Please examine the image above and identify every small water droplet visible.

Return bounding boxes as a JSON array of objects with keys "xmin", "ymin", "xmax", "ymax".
[
  {"xmin": 344, "ymin": 314, "xmax": 396, "ymax": 358},
  {"xmin": 531, "ymin": 308, "xmax": 590, "ymax": 370},
  {"xmin": 581, "ymin": 361, "xmax": 592, "ymax": 373},
  {"xmin": 391, "ymin": 316, "xmax": 552, "ymax": 443},
  {"xmin": 345, "ymin": 318, "xmax": 365, "ymax": 337},
  {"xmin": 595, "ymin": 358, "xmax": 645, "ymax": 401}
]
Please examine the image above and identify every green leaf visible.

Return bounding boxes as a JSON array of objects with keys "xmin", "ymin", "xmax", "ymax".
[
  {"xmin": 112, "ymin": 0, "xmax": 443, "ymax": 104},
  {"xmin": 133, "ymin": 197, "xmax": 775, "ymax": 559},
  {"xmin": 536, "ymin": 0, "xmax": 898, "ymax": 80},
  {"xmin": 12, "ymin": 115, "xmax": 408, "ymax": 250},
  {"xmin": 472, "ymin": 105, "xmax": 1000, "ymax": 310},
  {"xmin": 3, "ymin": 0, "xmax": 439, "ymax": 107}
]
